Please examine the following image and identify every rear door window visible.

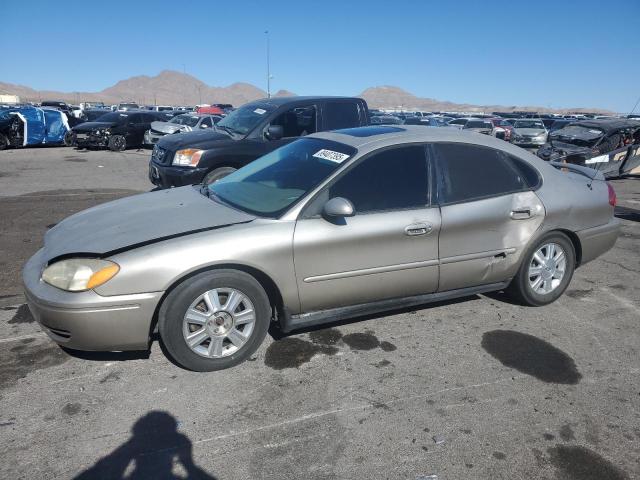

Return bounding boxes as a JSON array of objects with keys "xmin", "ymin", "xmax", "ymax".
[
  {"xmin": 329, "ymin": 145, "xmax": 429, "ymax": 213},
  {"xmin": 323, "ymin": 102, "xmax": 362, "ymax": 130},
  {"xmin": 434, "ymin": 143, "xmax": 530, "ymax": 204},
  {"xmin": 270, "ymin": 104, "xmax": 317, "ymax": 137}
]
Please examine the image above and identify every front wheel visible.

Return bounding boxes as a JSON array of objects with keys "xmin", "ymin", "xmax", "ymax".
[
  {"xmin": 108, "ymin": 135, "xmax": 126, "ymax": 151},
  {"xmin": 158, "ymin": 270, "xmax": 271, "ymax": 371},
  {"xmin": 63, "ymin": 131, "xmax": 75, "ymax": 147},
  {"xmin": 505, "ymin": 232, "xmax": 575, "ymax": 306},
  {"xmin": 203, "ymin": 166, "xmax": 237, "ymax": 185}
]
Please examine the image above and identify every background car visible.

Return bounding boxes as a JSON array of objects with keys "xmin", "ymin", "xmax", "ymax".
[
  {"xmin": 144, "ymin": 114, "xmax": 222, "ymax": 145},
  {"xmin": 510, "ymin": 119, "xmax": 548, "ymax": 147},
  {"xmin": 463, "ymin": 119, "xmax": 494, "ymax": 135},
  {"xmin": 370, "ymin": 115, "xmax": 403, "ymax": 125},
  {"xmin": 73, "ymin": 110, "xmax": 169, "ymax": 151}
]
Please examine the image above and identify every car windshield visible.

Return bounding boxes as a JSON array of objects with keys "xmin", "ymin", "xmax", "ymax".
[
  {"xmin": 170, "ymin": 115, "xmax": 200, "ymax": 127},
  {"xmin": 94, "ymin": 112, "xmax": 128, "ymax": 123},
  {"xmin": 514, "ymin": 120, "xmax": 544, "ymax": 129},
  {"xmin": 209, "ymin": 138, "xmax": 356, "ymax": 217},
  {"xmin": 216, "ymin": 103, "xmax": 277, "ymax": 135}
]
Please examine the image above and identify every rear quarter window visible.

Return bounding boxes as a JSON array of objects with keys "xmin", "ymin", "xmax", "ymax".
[{"xmin": 323, "ymin": 102, "xmax": 362, "ymax": 130}]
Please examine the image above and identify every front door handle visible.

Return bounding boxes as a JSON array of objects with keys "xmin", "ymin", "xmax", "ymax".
[
  {"xmin": 405, "ymin": 223, "xmax": 433, "ymax": 236},
  {"xmin": 510, "ymin": 208, "xmax": 532, "ymax": 220}
]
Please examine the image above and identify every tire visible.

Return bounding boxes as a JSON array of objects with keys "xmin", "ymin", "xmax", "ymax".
[
  {"xmin": 0, "ymin": 133, "xmax": 8, "ymax": 150},
  {"xmin": 108, "ymin": 135, "xmax": 126, "ymax": 151},
  {"xmin": 203, "ymin": 166, "xmax": 237, "ymax": 185},
  {"xmin": 63, "ymin": 131, "xmax": 75, "ymax": 147},
  {"xmin": 158, "ymin": 269, "xmax": 271, "ymax": 371},
  {"xmin": 506, "ymin": 232, "xmax": 575, "ymax": 306}
]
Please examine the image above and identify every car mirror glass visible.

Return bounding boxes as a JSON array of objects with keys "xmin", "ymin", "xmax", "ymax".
[{"xmin": 266, "ymin": 125, "xmax": 283, "ymax": 141}]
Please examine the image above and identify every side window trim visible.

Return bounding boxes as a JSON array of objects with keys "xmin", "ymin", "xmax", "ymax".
[{"xmin": 299, "ymin": 143, "xmax": 433, "ymax": 219}]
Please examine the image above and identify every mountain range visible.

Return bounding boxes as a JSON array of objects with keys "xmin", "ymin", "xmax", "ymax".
[{"xmin": 0, "ymin": 70, "xmax": 612, "ymax": 114}]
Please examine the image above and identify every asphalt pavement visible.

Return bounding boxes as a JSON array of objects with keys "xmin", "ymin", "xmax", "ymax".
[{"xmin": 0, "ymin": 146, "xmax": 639, "ymax": 480}]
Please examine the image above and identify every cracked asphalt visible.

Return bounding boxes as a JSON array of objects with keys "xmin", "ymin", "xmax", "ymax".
[{"xmin": 0, "ymin": 146, "xmax": 639, "ymax": 479}]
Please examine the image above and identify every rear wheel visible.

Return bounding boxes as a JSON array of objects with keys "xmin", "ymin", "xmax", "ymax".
[
  {"xmin": 203, "ymin": 166, "xmax": 237, "ymax": 185},
  {"xmin": 506, "ymin": 232, "xmax": 575, "ymax": 306},
  {"xmin": 158, "ymin": 269, "xmax": 271, "ymax": 371},
  {"xmin": 108, "ymin": 135, "xmax": 126, "ymax": 151}
]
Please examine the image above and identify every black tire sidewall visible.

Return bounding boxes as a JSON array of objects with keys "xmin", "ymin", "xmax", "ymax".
[
  {"xmin": 513, "ymin": 232, "xmax": 575, "ymax": 306},
  {"xmin": 159, "ymin": 270, "xmax": 271, "ymax": 371},
  {"xmin": 203, "ymin": 167, "xmax": 237, "ymax": 185}
]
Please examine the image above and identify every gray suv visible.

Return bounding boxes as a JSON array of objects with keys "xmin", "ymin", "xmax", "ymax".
[{"xmin": 24, "ymin": 126, "xmax": 619, "ymax": 371}]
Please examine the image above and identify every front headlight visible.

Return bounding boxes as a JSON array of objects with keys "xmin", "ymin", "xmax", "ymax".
[
  {"xmin": 172, "ymin": 148, "xmax": 204, "ymax": 167},
  {"xmin": 42, "ymin": 259, "xmax": 119, "ymax": 292}
]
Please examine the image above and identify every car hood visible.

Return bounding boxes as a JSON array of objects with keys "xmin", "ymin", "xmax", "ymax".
[
  {"xmin": 73, "ymin": 121, "xmax": 118, "ymax": 132},
  {"xmin": 157, "ymin": 128, "xmax": 235, "ymax": 150},
  {"xmin": 150, "ymin": 121, "xmax": 187, "ymax": 134},
  {"xmin": 513, "ymin": 128, "xmax": 546, "ymax": 136},
  {"xmin": 42, "ymin": 186, "xmax": 255, "ymax": 261}
]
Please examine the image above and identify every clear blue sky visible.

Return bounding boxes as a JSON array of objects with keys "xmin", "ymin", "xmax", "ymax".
[{"xmin": 2, "ymin": 0, "xmax": 639, "ymax": 112}]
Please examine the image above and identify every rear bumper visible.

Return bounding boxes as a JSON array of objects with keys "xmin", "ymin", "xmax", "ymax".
[
  {"xmin": 23, "ymin": 249, "xmax": 163, "ymax": 351},
  {"xmin": 149, "ymin": 160, "xmax": 208, "ymax": 188},
  {"xmin": 576, "ymin": 217, "xmax": 621, "ymax": 265}
]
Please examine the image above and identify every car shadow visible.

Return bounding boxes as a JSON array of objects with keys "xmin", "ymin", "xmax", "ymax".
[
  {"xmin": 72, "ymin": 410, "xmax": 217, "ymax": 480},
  {"xmin": 615, "ymin": 205, "xmax": 640, "ymax": 223},
  {"xmin": 269, "ymin": 294, "xmax": 482, "ymax": 340}
]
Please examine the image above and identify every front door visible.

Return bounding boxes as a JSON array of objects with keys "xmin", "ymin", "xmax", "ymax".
[
  {"xmin": 432, "ymin": 142, "xmax": 544, "ymax": 291},
  {"xmin": 293, "ymin": 145, "xmax": 440, "ymax": 313}
]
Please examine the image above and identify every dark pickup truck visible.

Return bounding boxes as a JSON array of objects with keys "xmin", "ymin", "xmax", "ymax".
[{"xmin": 149, "ymin": 96, "xmax": 370, "ymax": 188}]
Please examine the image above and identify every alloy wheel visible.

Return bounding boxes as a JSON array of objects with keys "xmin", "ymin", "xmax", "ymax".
[
  {"xmin": 182, "ymin": 288, "xmax": 256, "ymax": 358},
  {"xmin": 528, "ymin": 242, "xmax": 566, "ymax": 295}
]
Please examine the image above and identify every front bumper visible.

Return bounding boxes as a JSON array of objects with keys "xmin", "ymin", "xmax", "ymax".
[
  {"xmin": 23, "ymin": 249, "xmax": 163, "ymax": 351},
  {"xmin": 75, "ymin": 132, "xmax": 109, "ymax": 148},
  {"xmin": 149, "ymin": 160, "xmax": 208, "ymax": 188},
  {"xmin": 144, "ymin": 130, "xmax": 165, "ymax": 145},
  {"xmin": 576, "ymin": 217, "xmax": 621, "ymax": 265},
  {"xmin": 512, "ymin": 137, "xmax": 547, "ymax": 147}
]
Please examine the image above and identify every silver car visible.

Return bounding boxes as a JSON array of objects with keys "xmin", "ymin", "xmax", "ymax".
[
  {"xmin": 143, "ymin": 114, "xmax": 221, "ymax": 145},
  {"xmin": 511, "ymin": 119, "xmax": 548, "ymax": 147},
  {"xmin": 23, "ymin": 126, "xmax": 620, "ymax": 371}
]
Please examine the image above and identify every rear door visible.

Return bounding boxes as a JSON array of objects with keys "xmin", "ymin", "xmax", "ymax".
[
  {"xmin": 293, "ymin": 144, "xmax": 440, "ymax": 313},
  {"xmin": 433, "ymin": 142, "xmax": 545, "ymax": 291}
]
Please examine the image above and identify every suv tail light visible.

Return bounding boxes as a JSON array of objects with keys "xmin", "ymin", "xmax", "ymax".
[{"xmin": 607, "ymin": 182, "xmax": 617, "ymax": 207}]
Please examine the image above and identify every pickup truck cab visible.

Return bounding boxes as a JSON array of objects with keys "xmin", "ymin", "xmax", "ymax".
[{"xmin": 149, "ymin": 96, "xmax": 369, "ymax": 188}]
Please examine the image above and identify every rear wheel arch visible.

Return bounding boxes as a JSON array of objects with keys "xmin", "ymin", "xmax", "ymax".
[
  {"xmin": 556, "ymin": 229, "xmax": 582, "ymax": 267},
  {"xmin": 149, "ymin": 263, "xmax": 284, "ymax": 340}
]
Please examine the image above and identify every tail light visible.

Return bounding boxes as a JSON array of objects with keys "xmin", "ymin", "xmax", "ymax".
[{"xmin": 607, "ymin": 182, "xmax": 617, "ymax": 207}]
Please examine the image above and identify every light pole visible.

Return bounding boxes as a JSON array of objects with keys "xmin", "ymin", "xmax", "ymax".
[{"xmin": 265, "ymin": 30, "xmax": 271, "ymax": 98}]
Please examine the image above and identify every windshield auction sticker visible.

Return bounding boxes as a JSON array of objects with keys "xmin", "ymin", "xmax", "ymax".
[
  {"xmin": 313, "ymin": 149, "xmax": 350, "ymax": 163},
  {"xmin": 253, "ymin": 108, "xmax": 267, "ymax": 115}
]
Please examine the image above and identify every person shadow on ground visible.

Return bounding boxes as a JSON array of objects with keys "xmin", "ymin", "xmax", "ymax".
[{"xmin": 73, "ymin": 410, "xmax": 217, "ymax": 480}]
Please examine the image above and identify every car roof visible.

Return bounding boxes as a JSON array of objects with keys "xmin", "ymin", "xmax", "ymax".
[
  {"xmin": 309, "ymin": 125, "xmax": 537, "ymax": 157},
  {"xmin": 245, "ymin": 96, "xmax": 363, "ymax": 107}
]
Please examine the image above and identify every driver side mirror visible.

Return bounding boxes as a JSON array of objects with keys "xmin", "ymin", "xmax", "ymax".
[
  {"xmin": 322, "ymin": 197, "xmax": 355, "ymax": 219},
  {"xmin": 200, "ymin": 124, "xmax": 209, "ymax": 129},
  {"xmin": 265, "ymin": 125, "xmax": 283, "ymax": 141}
]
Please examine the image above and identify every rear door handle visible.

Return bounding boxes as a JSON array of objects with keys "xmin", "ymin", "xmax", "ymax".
[
  {"xmin": 405, "ymin": 223, "xmax": 433, "ymax": 236},
  {"xmin": 510, "ymin": 208, "xmax": 532, "ymax": 220}
]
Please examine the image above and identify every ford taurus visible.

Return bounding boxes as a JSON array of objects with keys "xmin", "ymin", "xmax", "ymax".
[{"xmin": 24, "ymin": 126, "xmax": 620, "ymax": 371}]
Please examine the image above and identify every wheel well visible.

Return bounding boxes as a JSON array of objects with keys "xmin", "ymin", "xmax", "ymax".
[
  {"xmin": 148, "ymin": 264, "xmax": 285, "ymax": 339},
  {"xmin": 557, "ymin": 229, "xmax": 582, "ymax": 267}
]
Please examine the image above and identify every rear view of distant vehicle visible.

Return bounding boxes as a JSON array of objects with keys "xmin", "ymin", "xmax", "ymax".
[
  {"xmin": 117, "ymin": 102, "xmax": 139, "ymax": 111},
  {"xmin": 0, "ymin": 106, "xmax": 70, "ymax": 150},
  {"xmin": 370, "ymin": 115, "xmax": 403, "ymax": 125},
  {"xmin": 73, "ymin": 111, "xmax": 168, "ymax": 151},
  {"xmin": 144, "ymin": 114, "xmax": 221, "ymax": 145},
  {"xmin": 403, "ymin": 116, "xmax": 442, "ymax": 127},
  {"xmin": 510, "ymin": 119, "xmax": 548, "ymax": 147}
]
